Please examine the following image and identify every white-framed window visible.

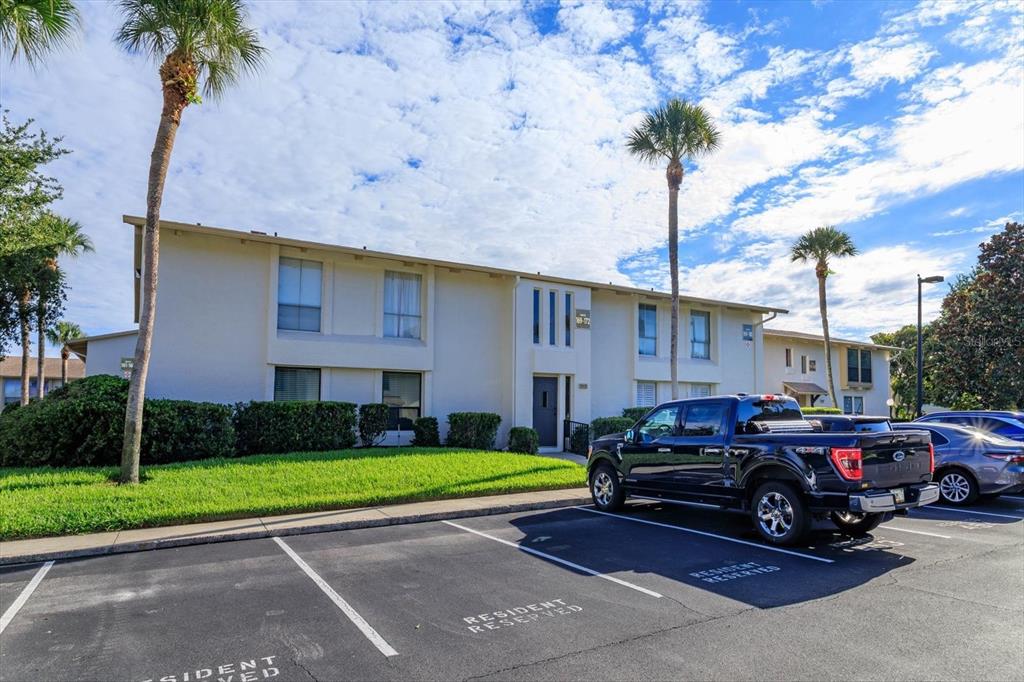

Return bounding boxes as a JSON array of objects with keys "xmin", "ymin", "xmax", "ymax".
[
  {"xmin": 636, "ymin": 381, "xmax": 657, "ymax": 407},
  {"xmin": 564, "ymin": 292, "xmax": 573, "ymax": 347},
  {"xmin": 843, "ymin": 395, "xmax": 864, "ymax": 415},
  {"xmin": 384, "ymin": 271, "xmax": 422, "ymax": 339},
  {"xmin": 383, "ymin": 371, "xmax": 421, "ymax": 429},
  {"xmin": 638, "ymin": 303, "xmax": 657, "ymax": 356},
  {"xmin": 532, "ymin": 288, "xmax": 541, "ymax": 344},
  {"xmin": 688, "ymin": 383, "xmax": 713, "ymax": 398},
  {"xmin": 548, "ymin": 290, "xmax": 557, "ymax": 345},
  {"xmin": 274, "ymin": 367, "xmax": 321, "ymax": 401},
  {"xmin": 690, "ymin": 311, "xmax": 711, "ymax": 359},
  {"xmin": 278, "ymin": 257, "xmax": 322, "ymax": 332}
]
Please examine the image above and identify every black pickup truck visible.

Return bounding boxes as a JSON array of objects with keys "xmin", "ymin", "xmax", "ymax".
[{"xmin": 587, "ymin": 394, "xmax": 940, "ymax": 545}]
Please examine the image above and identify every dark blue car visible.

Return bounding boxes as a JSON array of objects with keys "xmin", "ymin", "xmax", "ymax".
[{"xmin": 914, "ymin": 411, "xmax": 1024, "ymax": 442}]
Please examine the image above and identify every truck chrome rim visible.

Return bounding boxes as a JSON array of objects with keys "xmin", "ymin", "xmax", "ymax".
[
  {"xmin": 757, "ymin": 492, "xmax": 794, "ymax": 537},
  {"xmin": 593, "ymin": 472, "xmax": 614, "ymax": 506},
  {"xmin": 940, "ymin": 473, "xmax": 970, "ymax": 503}
]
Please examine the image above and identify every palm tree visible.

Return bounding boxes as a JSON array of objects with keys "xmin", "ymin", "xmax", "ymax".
[
  {"xmin": 626, "ymin": 99, "xmax": 721, "ymax": 399},
  {"xmin": 33, "ymin": 214, "xmax": 91, "ymax": 399},
  {"xmin": 45, "ymin": 320, "xmax": 81, "ymax": 386},
  {"xmin": 0, "ymin": 0, "xmax": 80, "ymax": 64},
  {"xmin": 790, "ymin": 226, "xmax": 858, "ymax": 408},
  {"xmin": 114, "ymin": 0, "xmax": 265, "ymax": 484}
]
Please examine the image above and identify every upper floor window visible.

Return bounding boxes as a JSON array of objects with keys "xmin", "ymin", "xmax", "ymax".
[
  {"xmin": 690, "ymin": 311, "xmax": 710, "ymax": 359},
  {"xmin": 384, "ymin": 271, "xmax": 422, "ymax": 339},
  {"xmin": 548, "ymin": 290, "xmax": 556, "ymax": 345},
  {"xmin": 532, "ymin": 289, "xmax": 540, "ymax": 344},
  {"xmin": 800, "ymin": 355, "xmax": 808, "ymax": 373},
  {"xmin": 274, "ymin": 367, "xmax": 320, "ymax": 401},
  {"xmin": 638, "ymin": 304, "xmax": 657, "ymax": 356},
  {"xmin": 564, "ymin": 292, "xmax": 573, "ymax": 347},
  {"xmin": 785, "ymin": 348, "xmax": 792, "ymax": 367},
  {"xmin": 847, "ymin": 348, "xmax": 873, "ymax": 383},
  {"xmin": 278, "ymin": 257, "xmax": 322, "ymax": 332}
]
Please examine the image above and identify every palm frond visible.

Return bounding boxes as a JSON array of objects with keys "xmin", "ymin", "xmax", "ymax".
[
  {"xmin": 46, "ymin": 319, "xmax": 82, "ymax": 346},
  {"xmin": 1, "ymin": 0, "xmax": 80, "ymax": 65},
  {"xmin": 625, "ymin": 98, "xmax": 721, "ymax": 165},
  {"xmin": 790, "ymin": 225, "xmax": 858, "ymax": 264}
]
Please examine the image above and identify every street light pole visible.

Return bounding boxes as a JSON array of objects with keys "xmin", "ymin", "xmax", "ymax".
[{"xmin": 916, "ymin": 274, "xmax": 944, "ymax": 418}]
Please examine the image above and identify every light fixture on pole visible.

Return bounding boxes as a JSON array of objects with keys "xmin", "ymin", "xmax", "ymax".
[{"xmin": 917, "ymin": 274, "xmax": 944, "ymax": 418}]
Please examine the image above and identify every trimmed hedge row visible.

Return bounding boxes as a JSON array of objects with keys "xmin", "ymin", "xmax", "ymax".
[
  {"xmin": 412, "ymin": 417, "xmax": 440, "ymax": 446},
  {"xmin": 508, "ymin": 426, "xmax": 539, "ymax": 454},
  {"xmin": 591, "ymin": 416, "xmax": 633, "ymax": 439},
  {"xmin": 447, "ymin": 412, "xmax": 502, "ymax": 449},
  {"xmin": 232, "ymin": 400, "xmax": 357, "ymax": 455},
  {"xmin": 802, "ymin": 406, "xmax": 842, "ymax": 414}
]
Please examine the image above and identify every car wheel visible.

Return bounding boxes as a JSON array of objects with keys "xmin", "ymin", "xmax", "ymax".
[
  {"xmin": 937, "ymin": 468, "xmax": 979, "ymax": 505},
  {"xmin": 830, "ymin": 511, "xmax": 885, "ymax": 537},
  {"xmin": 589, "ymin": 463, "xmax": 624, "ymax": 512},
  {"xmin": 751, "ymin": 481, "xmax": 810, "ymax": 546}
]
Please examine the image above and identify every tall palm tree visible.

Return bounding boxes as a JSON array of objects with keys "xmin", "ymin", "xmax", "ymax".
[
  {"xmin": 45, "ymin": 320, "xmax": 81, "ymax": 386},
  {"xmin": 33, "ymin": 214, "xmax": 91, "ymax": 399},
  {"xmin": 0, "ymin": 0, "xmax": 80, "ymax": 64},
  {"xmin": 626, "ymin": 99, "xmax": 721, "ymax": 399},
  {"xmin": 790, "ymin": 226, "xmax": 858, "ymax": 408},
  {"xmin": 114, "ymin": 0, "xmax": 265, "ymax": 484}
]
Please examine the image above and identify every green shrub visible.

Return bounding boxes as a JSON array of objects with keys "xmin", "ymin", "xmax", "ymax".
[
  {"xmin": 412, "ymin": 417, "xmax": 440, "ymax": 446},
  {"xmin": 358, "ymin": 403, "xmax": 389, "ymax": 447},
  {"xmin": 2, "ymin": 400, "xmax": 21, "ymax": 415},
  {"xmin": 802, "ymin": 406, "xmax": 842, "ymax": 415},
  {"xmin": 0, "ymin": 375, "xmax": 234, "ymax": 467},
  {"xmin": 621, "ymin": 407, "xmax": 649, "ymax": 422},
  {"xmin": 569, "ymin": 422, "xmax": 590, "ymax": 455},
  {"xmin": 508, "ymin": 427, "xmax": 539, "ymax": 454},
  {"xmin": 446, "ymin": 412, "xmax": 502, "ymax": 449},
  {"xmin": 590, "ymin": 416, "xmax": 633, "ymax": 439},
  {"xmin": 233, "ymin": 401, "xmax": 357, "ymax": 455}
]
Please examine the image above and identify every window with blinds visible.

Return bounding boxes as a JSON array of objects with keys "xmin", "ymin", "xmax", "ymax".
[
  {"xmin": 636, "ymin": 381, "xmax": 656, "ymax": 407},
  {"xmin": 383, "ymin": 371, "xmax": 421, "ymax": 429},
  {"xmin": 384, "ymin": 272, "xmax": 422, "ymax": 339},
  {"xmin": 278, "ymin": 257, "xmax": 322, "ymax": 332},
  {"xmin": 274, "ymin": 367, "xmax": 321, "ymax": 401},
  {"xmin": 688, "ymin": 383, "xmax": 713, "ymax": 398}
]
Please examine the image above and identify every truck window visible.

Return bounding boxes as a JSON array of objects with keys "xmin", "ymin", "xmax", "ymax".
[
  {"xmin": 682, "ymin": 402, "xmax": 726, "ymax": 437},
  {"xmin": 638, "ymin": 405, "xmax": 680, "ymax": 443},
  {"xmin": 851, "ymin": 420, "xmax": 891, "ymax": 433},
  {"xmin": 736, "ymin": 397, "xmax": 804, "ymax": 434}
]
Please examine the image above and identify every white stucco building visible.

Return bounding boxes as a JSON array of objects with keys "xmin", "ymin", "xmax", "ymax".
[
  {"xmin": 73, "ymin": 215, "xmax": 789, "ymax": 449},
  {"xmin": 761, "ymin": 328, "xmax": 896, "ymax": 416}
]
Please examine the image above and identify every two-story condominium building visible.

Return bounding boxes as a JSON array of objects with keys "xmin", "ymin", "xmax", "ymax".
[
  {"xmin": 73, "ymin": 216, "xmax": 788, "ymax": 449},
  {"xmin": 761, "ymin": 328, "xmax": 897, "ymax": 416}
]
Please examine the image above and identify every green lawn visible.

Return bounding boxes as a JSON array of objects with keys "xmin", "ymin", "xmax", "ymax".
[{"xmin": 0, "ymin": 448, "xmax": 586, "ymax": 540}]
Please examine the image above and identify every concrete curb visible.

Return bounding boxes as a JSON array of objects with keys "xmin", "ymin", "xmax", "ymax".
[{"xmin": 0, "ymin": 490, "xmax": 592, "ymax": 567}]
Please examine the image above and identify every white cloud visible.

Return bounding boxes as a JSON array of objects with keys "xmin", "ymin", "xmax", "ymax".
[{"xmin": 556, "ymin": 1, "xmax": 636, "ymax": 52}]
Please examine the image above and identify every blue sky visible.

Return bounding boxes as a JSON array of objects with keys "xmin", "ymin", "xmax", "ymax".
[{"xmin": 2, "ymin": 0, "xmax": 1022, "ymax": 354}]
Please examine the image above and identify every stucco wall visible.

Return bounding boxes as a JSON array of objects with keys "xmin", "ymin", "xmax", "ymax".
[{"xmin": 82, "ymin": 333, "xmax": 138, "ymax": 377}]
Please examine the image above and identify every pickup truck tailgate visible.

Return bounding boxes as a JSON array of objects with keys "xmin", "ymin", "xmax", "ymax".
[{"xmin": 860, "ymin": 431, "xmax": 932, "ymax": 487}]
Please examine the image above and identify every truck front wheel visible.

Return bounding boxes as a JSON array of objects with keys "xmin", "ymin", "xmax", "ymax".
[
  {"xmin": 830, "ymin": 511, "xmax": 885, "ymax": 537},
  {"xmin": 751, "ymin": 481, "xmax": 810, "ymax": 546}
]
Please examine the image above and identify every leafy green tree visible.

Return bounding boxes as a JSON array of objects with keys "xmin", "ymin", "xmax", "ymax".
[
  {"xmin": 932, "ymin": 222, "xmax": 1023, "ymax": 408},
  {"xmin": 46, "ymin": 319, "xmax": 82, "ymax": 386},
  {"xmin": 114, "ymin": 0, "xmax": 265, "ymax": 484},
  {"xmin": 0, "ymin": 0, "xmax": 80, "ymax": 65},
  {"xmin": 790, "ymin": 226, "xmax": 858, "ymax": 409},
  {"xmin": 871, "ymin": 323, "xmax": 938, "ymax": 420},
  {"xmin": 626, "ymin": 99, "xmax": 720, "ymax": 399}
]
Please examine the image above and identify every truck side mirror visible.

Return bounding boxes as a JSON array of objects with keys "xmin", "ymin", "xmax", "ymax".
[{"xmin": 625, "ymin": 429, "xmax": 635, "ymax": 443}]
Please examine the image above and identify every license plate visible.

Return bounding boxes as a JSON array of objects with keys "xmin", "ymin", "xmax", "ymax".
[{"xmin": 892, "ymin": 487, "xmax": 906, "ymax": 504}]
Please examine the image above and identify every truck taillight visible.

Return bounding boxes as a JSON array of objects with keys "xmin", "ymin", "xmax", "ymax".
[
  {"xmin": 929, "ymin": 443, "xmax": 935, "ymax": 473},
  {"xmin": 830, "ymin": 447, "xmax": 863, "ymax": 481}
]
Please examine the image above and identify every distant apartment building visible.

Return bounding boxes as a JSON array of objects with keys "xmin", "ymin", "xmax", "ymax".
[
  {"xmin": 1, "ymin": 356, "xmax": 84, "ymax": 405},
  {"xmin": 762, "ymin": 328, "xmax": 895, "ymax": 416},
  {"xmin": 73, "ymin": 216, "xmax": 789, "ymax": 448}
]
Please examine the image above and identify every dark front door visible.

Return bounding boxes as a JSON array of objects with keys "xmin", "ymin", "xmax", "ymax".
[{"xmin": 532, "ymin": 377, "xmax": 558, "ymax": 447}]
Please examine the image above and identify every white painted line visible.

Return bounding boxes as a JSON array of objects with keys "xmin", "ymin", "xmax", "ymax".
[
  {"xmin": 1000, "ymin": 495, "xmax": 1024, "ymax": 502},
  {"xmin": 273, "ymin": 537, "xmax": 398, "ymax": 657},
  {"xmin": 881, "ymin": 524, "xmax": 951, "ymax": 539},
  {"xmin": 0, "ymin": 561, "xmax": 54, "ymax": 635},
  {"xmin": 442, "ymin": 520, "xmax": 663, "ymax": 598},
  {"xmin": 918, "ymin": 506, "xmax": 1024, "ymax": 520},
  {"xmin": 575, "ymin": 507, "xmax": 835, "ymax": 564}
]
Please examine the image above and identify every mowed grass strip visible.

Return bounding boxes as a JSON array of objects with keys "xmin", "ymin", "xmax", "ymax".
[{"xmin": 0, "ymin": 448, "xmax": 586, "ymax": 540}]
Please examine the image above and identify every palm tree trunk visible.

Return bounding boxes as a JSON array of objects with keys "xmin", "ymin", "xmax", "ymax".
[
  {"xmin": 36, "ymin": 302, "xmax": 45, "ymax": 399},
  {"xmin": 61, "ymin": 348, "xmax": 69, "ymax": 386},
  {"xmin": 18, "ymin": 291, "xmax": 30, "ymax": 406},
  {"xmin": 668, "ymin": 185, "xmax": 680, "ymax": 400},
  {"xmin": 818, "ymin": 268, "xmax": 839, "ymax": 408},
  {"xmin": 120, "ymin": 56, "xmax": 187, "ymax": 485}
]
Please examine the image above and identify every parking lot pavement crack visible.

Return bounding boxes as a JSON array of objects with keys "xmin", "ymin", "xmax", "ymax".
[
  {"xmin": 890, "ymin": 581, "xmax": 1021, "ymax": 613},
  {"xmin": 291, "ymin": 657, "xmax": 318, "ymax": 682}
]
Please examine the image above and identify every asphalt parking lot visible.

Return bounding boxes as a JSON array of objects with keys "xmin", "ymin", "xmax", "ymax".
[{"xmin": 2, "ymin": 495, "xmax": 1022, "ymax": 682}]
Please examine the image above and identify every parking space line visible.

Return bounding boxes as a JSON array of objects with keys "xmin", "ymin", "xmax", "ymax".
[
  {"xmin": 1001, "ymin": 495, "xmax": 1024, "ymax": 502},
  {"xmin": 917, "ymin": 506, "xmax": 1024, "ymax": 520},
  {"xmin": 0, "ymin": 561, "xmax": 54, "ymax": 635},
  {"xmin": 442, "ymin": 520, "xmax": 663, "ymax": 598},
  {"xmin": 880, "ymin": 524, "xmax": 951, "ymax": 539},
  {"xmin": 272, "ymin": 537, "xmax": 398, "ymax": 657},
  {"xmin": 574, "ymin": 507, "xmax": 835, "ymax": 564}
]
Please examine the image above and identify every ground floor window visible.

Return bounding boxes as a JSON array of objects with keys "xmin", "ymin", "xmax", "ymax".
[
  {"xmin": 383, "ymin": 371, "xmax": 421, "ymax": 430},
  {"xmin": 843, "ymin": 395, "xmax": 864, "ymax": 414},
  {"xmin": 274, "ymin": 367, "xmax": 321, "ymax": 401},
  {"xmin": 688, "ymin": 383, "xmax": 713, "ymax": 398},
  {"xmin": 636, "ymin": 381, "xmax": 656, "ymax": 407},
  {"xmin": 3, "ymin": 377, "xmax": 65, "ymax": 404}
]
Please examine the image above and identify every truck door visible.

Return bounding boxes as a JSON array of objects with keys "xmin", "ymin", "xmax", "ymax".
[
  {"xmin": 671, "ymin": 400, "xmax": 729, "ymax": 496},
  {"xmin": 621, "ymin": 403, "xmax": 683, "ymax": 493}
]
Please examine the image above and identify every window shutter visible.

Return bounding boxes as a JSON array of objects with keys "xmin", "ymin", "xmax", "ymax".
[{"xmin": 636, "ymin": 382, "xmax": 656, "ymax": 407}]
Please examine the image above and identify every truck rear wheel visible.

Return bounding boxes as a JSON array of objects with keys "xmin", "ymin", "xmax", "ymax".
[
  {"xmin": 830, "ymin": 511, "xmax": 885, "ymax": 537},
  {"xmin": 751, "ymin": 481, "xmax": 810, "ymax": 546}
]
